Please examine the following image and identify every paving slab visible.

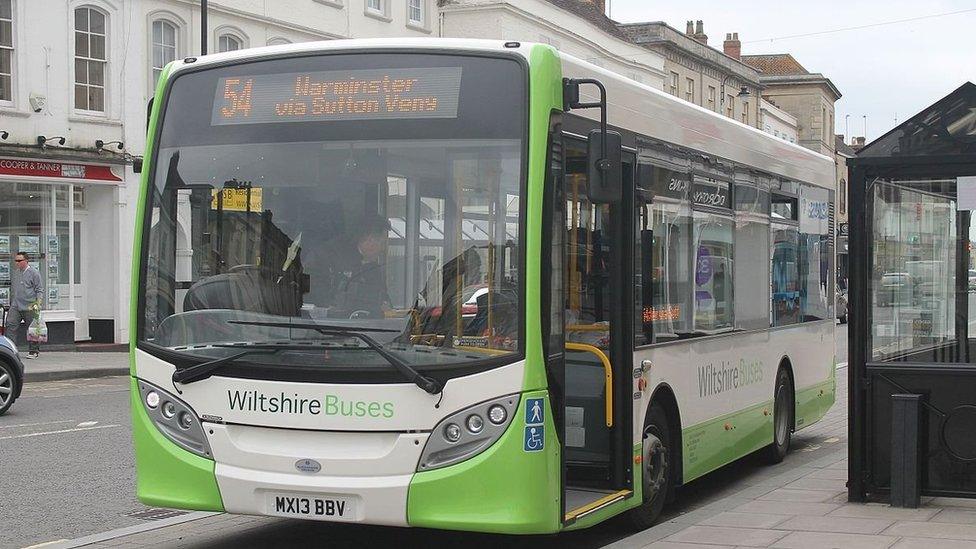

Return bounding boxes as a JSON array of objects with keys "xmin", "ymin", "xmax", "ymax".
[
  {"xmin": 661, "ymin": 525, "xmax": 789, "ymax": 548},
  {"xmin": 732, "ymin": 499, "xmax": 842, "ymax": 517},
  {"xmin": 771, "ymin": 515, "xmax": 894, "ymax": 535},
  {"xmin": 928, "ymin": 509, "xmax": 976, "ymax": 524},
  {"xmin": 758, "ymin": 488, "xmax": 843, "ymax": 503},
  {"xmin": 771, "ymin": 531, "xmax": 898, "ymax": 549},
  {"xmin": 827, "ymin": 503, "xmax": 941, "ymax": 521},
  {"xmin": 698, "ymin": 512, "xmax": 790, "ymax": 529},
  {"xmin": 891, "ymin": 538, "xmax": 976, "ymax": 549},
  {"xmin": 882, "ymin": 520, "xmax": 976, "ymax": 541}
]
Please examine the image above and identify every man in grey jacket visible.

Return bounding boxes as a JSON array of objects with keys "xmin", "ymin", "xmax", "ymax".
[{"xmin": 6, "ymin": 251, "xmax": 42, "ymax": 358}]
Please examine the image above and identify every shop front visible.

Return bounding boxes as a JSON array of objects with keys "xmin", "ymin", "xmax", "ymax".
[{"xmin": 0, "ymin": 155, "xmax": 124, "ymax": 345}]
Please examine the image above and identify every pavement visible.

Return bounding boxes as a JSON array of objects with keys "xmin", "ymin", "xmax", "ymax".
[{"xmin": 20, "ymin": 351, "xmax": 129, "ymax": 382}]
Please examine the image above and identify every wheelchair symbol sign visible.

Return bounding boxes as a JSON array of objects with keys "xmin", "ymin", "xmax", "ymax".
[{"xmin": 524, "ymin": 426, "xmax": 544, "ymax": 452}]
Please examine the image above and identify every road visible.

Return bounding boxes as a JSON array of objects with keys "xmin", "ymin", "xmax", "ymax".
[
  {"xmin": 3, "ymin": 325, "xmax": 848, "ymax": 549},
  {"xmin": 0, "ymin": 377, "xmax": 145, "ymax": 549}
]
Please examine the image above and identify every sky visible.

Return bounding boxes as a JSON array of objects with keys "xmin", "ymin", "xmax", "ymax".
[{"xmin": 606, "ymin": 0, "xmax": 976, "ymax": 143}]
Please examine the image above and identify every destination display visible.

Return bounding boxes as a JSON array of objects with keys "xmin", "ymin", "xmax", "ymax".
[{"xmin": 211, "ymin": 67, "xmax": 463, "ymax": 125}]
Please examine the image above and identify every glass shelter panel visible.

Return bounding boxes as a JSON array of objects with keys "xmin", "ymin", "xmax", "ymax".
[{"xmin": 870, "ymin": 179, "xmax": 960, "ymax": 362}]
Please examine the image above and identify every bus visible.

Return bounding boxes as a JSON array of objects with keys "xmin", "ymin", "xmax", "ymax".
[{"xmin": 131, "ymin": 38, "xmax": 836, "ymax": 534}]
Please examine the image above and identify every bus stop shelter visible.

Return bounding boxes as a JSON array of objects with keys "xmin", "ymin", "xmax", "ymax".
[{"xmin": 848, "ymin": 82, "xmax": 976, "ymax": 504}]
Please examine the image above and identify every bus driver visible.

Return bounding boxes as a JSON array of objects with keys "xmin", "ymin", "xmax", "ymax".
[{"xmin": 334, "ymin": 215, "xmax": 391, "ymax": 319}]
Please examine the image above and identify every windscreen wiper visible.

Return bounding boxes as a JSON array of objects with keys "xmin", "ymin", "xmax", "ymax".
[
  {"xmin": 172, "ymin": 342, "xmax": 331, "ymax": 385},
  {"xmin": 227, "ymin": 320, "xmax": 442, "ymax": 394}
]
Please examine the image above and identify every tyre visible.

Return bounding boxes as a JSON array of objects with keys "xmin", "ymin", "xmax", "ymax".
[
  {"xmin": 838, "ymin": 313, "xmax": 847, "ymax": 324},
  {"xmin": 762, "ymin": 367, "xmax": 794, "ymax": 464},
  {"xmin": 0, "ymin": 360, "xmax": 17, "ymax": 416},
  {"xmin": 627, "ymin": 402, "xmax": 673, "ymax": 530}
]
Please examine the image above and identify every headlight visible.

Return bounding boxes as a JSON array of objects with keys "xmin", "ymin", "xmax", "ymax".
[
  {"xmin": 418, "ymin": 394, "xmax": 519, "ymax": 471},
  {"xmin": 466, "ymin": 414, "xmax": 484, "ymax": 434},
  {"xmin": 487, "ymin": 404, "xmax": 507, "ymax": 425},
  {"xmin": 137, "ymin": 380, "xmax": 213, "ymax": 459}
]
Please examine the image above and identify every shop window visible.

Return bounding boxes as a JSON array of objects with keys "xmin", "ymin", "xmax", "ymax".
[
  {"xmin": 0, "ymin": 181, "xmax": 76, "ymax": 312},
  {"xmin": 634, "ymin": 152, "xmax": 693, "ymax": 345},
  {"xmin": 74, "ymin": 6, "xmax": 107, "ymax": 112},
  {"xmin": 0, "ymin": 0, "xmax": 12, "ymax": 103},
  {"xmin": 151, "ymin": 19, "xmax": 177, "ymax": 88}
]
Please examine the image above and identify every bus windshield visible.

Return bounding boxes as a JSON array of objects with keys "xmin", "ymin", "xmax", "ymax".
[{"xmin": 138, "ymin": 52, "xmax": 526, "ymax": 379}]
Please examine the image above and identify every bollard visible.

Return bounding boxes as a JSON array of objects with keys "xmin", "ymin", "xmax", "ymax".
[{"xmin": 891, "ymin": 393, "xmax": 923, "ymax": 508}]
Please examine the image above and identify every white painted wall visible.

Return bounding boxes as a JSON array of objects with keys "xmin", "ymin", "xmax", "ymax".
[
  {"xmin": 760, "ymin": 98, "xmax": 798, "ymax": 144},
  {"xmin": 0, "ymin": 0, "xmax": 440, "ymax": 343},
  {"xmin": 439, "ymin": 0, "xmax": 666, "ymax": 88}
]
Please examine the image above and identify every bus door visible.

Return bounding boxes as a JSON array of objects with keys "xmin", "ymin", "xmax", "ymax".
[{"xmin": 554, "ymin": 133, "xmax": 636, "ymax": 524}]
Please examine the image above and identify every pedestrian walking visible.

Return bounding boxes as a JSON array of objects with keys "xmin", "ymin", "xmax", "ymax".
[{"xmin": 5, "ymin": 252, "xmax": 43, "ymax": 358}]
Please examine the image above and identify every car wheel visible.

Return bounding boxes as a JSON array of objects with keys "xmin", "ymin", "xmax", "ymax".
[
  {"xmin": 0, "ymin": 359, "xmax": 17, "ymax": 416},
  {"xmin": 839, "ymin": 313, "xmax": 847, "ymax": 324},
  {"xmin": 762, "ymin": 368, "xmax": 793, "ymax": 464},
  {"xmin": 627, "ymin": 403, "xmax": 673, "ymax": 530}
]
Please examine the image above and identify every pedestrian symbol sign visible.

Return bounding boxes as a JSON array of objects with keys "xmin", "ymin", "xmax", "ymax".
[
  {"xmin": 525, "ymin": 398, "xmax": 544, "ymax": 425},
  {"xmin": 524, "ymin": 426, "xmax": 544, "ymax": 452},
  {"xmin": 523, "ymin": 397, "xmax": 545, "ymax": 452}
]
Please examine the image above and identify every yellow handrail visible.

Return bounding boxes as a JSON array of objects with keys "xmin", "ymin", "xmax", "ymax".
[{"xmin": 565, "ymin": 342, "xmax": 613, "ymax": 427}]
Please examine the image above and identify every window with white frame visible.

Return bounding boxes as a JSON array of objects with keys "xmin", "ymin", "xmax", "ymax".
[
  {"xmin": 366, "ymin": 0, "xmax": 384, "ymax": 14},
  {"xmin": 151, "ymin": 19, "xmax": 177, "ymax": 88},
  {"xmin": 0, "ymin": 0, "xmax": 12, "ymax": 102},
  {"xmin": 685, "ymin": 77, "xmax": 694, "ymax": 103},
  {"xmin": 707, "ymin": 86, "xmax": 716, "ymax": 110},
  {"xmin": 74, "ymin": 6, "xmax": 107, "ymax": 112},
  {"xmin": 669, "ymin": 71, "xmax": 678, "ymax": 96},
  {"xmin": 217, "ymin": 33, "xmax": 242, "ymax": 53},
  {"xmin": 407, "ymin": 0, "xmax": 423, "ymax": 25},
  {"xmin": 741, "ymin": 101, "xmax": 749, "ymax": 123}
]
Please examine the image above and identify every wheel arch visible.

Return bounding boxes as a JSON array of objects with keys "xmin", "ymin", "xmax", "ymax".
[{"xmin": 648, "ymin": 383, "xmax": 682, "ymax": 487}]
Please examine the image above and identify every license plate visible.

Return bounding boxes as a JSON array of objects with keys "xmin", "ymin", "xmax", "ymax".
[{"xmin": 267, "ymin": 493, "xmax": 354, "ymax": 521}]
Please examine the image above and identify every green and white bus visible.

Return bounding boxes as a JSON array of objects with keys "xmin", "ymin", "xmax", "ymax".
[{"xmin": 132, "ymin": 38, "xmax": 836, "ymax": 533}]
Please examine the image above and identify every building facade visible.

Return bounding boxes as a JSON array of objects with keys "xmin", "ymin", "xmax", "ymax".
[
  {"xmin": 740, "ymin": 53, "xmax": 841, "ymax": 156},
  {"xmin": 616, "ymin": 21, "xmax": 762, "ymax": 128},
  {"xmin": 0, "ymin": 0, "xmax": 438, "ymax": 344},
  {"xmin": 438, "ymin": 0, "xmax": 667, "ymax": 88}
]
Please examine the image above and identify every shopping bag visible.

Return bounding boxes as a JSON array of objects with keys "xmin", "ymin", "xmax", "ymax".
[{"xmin": 28, "ymin": 313, "xmax": 48, "ymax": 343}]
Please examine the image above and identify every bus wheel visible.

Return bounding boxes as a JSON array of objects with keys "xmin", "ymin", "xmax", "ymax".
[
  {"xmin": 628, "ymin": 403, "xmax": 671, "ymax": 530},
  {"xmin": 763, "ymin": 368, "xmax": 793, "ymax": 464}
]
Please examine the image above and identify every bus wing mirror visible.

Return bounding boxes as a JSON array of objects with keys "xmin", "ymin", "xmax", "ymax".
[{"xmin": 587, "ymin": 129, "xmax": 622, "ymax": 204}]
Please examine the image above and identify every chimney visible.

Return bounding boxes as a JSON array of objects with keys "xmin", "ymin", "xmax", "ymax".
[
  {"xmin": 692, "ymin": 20, "xmax": 708, "ymax": 45},
  {"xmin": 851, "ymin": 136, "xmax": 866, "ymax": 151},
  {"xmin": 686, "ymin": 20, "xmax": 694, "ymax": 35},
  {"xmin": 723, "ymin": 32, "xmax": 741, "ymax": 60}
]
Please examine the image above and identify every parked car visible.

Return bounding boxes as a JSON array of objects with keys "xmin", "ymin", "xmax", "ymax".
[
  {"xmin": 877, "ymin": 272, "xmax": 913, "ymax": 307},
  {"xmin": 969, "ymin": 269, "xmax": 976, "ymax": 292},
  {"xmin": 836, "ymin": 290, "xmax": 848, "ymax": 324},
  {"xmin": 0, "ymin": 307, "xmax": 25, "ymax": 416}
]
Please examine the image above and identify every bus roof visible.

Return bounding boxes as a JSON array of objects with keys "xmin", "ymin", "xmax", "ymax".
[
  {"xmin": 162, "ymin": 38, "xmax": 833, "ymax": 189},
  {"xmin": 164, "ymin": 37, "xmax": 538, "ymax": 76},
  {"xmin": 559, "ymin": 52, "xmax": 835, "ymax": 189}
]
